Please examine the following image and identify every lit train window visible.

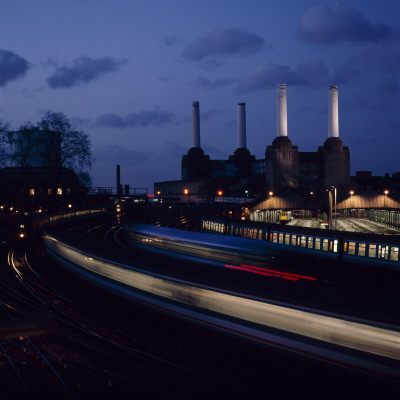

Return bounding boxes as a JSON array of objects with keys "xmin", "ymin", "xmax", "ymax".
[
  {"xmin": 291, "ymin": 235, "xmax": 297, "ymax": 246},
  {"xmin": 377, "ymin": 245, "xmax": 382, "ymax": 259},
  {"xmin": 272, "ymin": 232, "xmax": 278, "ymax": 243},
  {"xmin": 315, "ymin": 238, "xmax": 321, "ymax": 250},
  {"xmin": 308, "ymin": 237, "xmax": 314, "ymax": 249},
  {"xmin": 368, "ymin": 244, "xmax": 377, "ymax": 258},
  {"xmin": 279, "ymin": 233, "xmax": 284, "ymax": 244},
  {"xmin": 333, "ymin": 240, "xmax": 338, "ymax": 253},
  {"xmin": 258, "ymin": 230, "xmax": 263, "ymax": 240},
  {"xmin": 348, "ymin": 242, "xmax": 356, "ymax": 255},
  {"xmin": 390, "ymin": 247, "xmax": 399, "ymax": 262},
  {"xmin": 285, "ymin": 234, "xmax": 290, "ymax": 245},
  {"xmin": 381, "ymin": 245, "xmax": 389, "ymax": 260},
  {"xmin": 358, "ymin": 243, "xmax": 366, "ymax": 256},
  {"xmin": 301, "ymin": 236, "xmax": 307, "ymax": 247},
  {"xmin": 322, "ymin": 239, "xmax": 329, "ymax": 251}
]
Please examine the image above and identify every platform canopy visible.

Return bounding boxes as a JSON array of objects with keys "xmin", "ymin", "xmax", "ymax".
[
  {"xmin": 337, "ymin": 191, "xmax": 400, "ymax": 209},
  {"xmin": 251, "ymin": 187, "xmax": 321, "ymax": 211}
]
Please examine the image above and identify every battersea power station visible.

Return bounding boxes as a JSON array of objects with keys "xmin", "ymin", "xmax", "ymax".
[{"xmin": 154, "ymin": 85, "xmax": 350, "ymax": 203}]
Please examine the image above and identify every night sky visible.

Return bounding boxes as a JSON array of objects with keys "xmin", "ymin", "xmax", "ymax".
[{"xmin": 1, "ymin": 0, "xmax": 399, "ymax": 192}]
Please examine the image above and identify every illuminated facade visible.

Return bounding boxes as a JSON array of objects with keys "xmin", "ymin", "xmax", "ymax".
[{"xmin": 156, "ymin": 86, "xmax": 351, "ymax": 200}]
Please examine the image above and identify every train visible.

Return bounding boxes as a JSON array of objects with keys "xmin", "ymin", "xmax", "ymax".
[
  {"xmin": 14, "ymin": 208, "xmax": 108, "ymax": 241},
  {"xmin": 200, "ymin": 218, "xmax": 400, "ymax": 269},
  {"xmin": 278, "ymin": 211, "xmax": 293, "ymax": 222},
  {"xmin": 43, "ymin": 227, "xmax": 400, "ymax": 381}
]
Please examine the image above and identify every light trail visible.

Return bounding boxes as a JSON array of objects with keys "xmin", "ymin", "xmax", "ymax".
[{"xmin": 43, "ymin": 233, "xmax": 400, "ymax": 376}]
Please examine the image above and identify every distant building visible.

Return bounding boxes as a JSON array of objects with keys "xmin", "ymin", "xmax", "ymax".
[
  {"xmin": 0, "ymin": 166, "xmax": 84, "ymax": 211},
  {"xmin": 155, "ymin": 85, "xmax": 351, "ymax": 202}
]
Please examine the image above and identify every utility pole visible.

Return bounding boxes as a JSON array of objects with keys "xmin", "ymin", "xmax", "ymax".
[{"xmin": 116, "ymin": 164, "xmax": 121, "ymax": 197}]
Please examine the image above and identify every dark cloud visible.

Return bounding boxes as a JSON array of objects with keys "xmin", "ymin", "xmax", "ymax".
[
  {"xmin": 194, "ymin": 76, "xmax": 235, "ymax": 89},
  {"xmin": 95, "ymin": 144, "xmax": 149, "ymax": 166},
  {"xmin": 236, "ymin": 60, "xmax": 349, "ymax": 93},
  {"xmin": 97, "ymin": 108, "xmax": 175, "ymax": 128},
  {"xmin": 183, "ymin": 27, "xmax": 265, "ymax": 61},
  {"xmin": 46, "ymin": 56, "xmax": 124, "ymax": 88},
  {"xmin": 352, "ymin": 41, "xmax": 400, "ymax": 72},
  {"xmin": 70, "ymin": 116, "xmax": 91, "ymax": 127},
  {"xmin": 0, "ymin": 49, "xmax": 29, "ymax": 87},
  {"xmin": 298, "ymin": 4, "xmax": 392, "ymax": 44}
]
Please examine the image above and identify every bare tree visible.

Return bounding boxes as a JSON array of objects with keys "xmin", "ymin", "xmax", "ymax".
[
  {"xmin": 37, "ymin": 111, "xmax": 93, "ymax": 172},
  {"xmin": 8, "ymin": 122, "xmax": 38, "ymax": 168}
]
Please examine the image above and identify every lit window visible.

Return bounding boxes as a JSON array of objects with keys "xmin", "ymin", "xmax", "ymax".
[
  {"xmin": 57, "ymin": 188, "xmax": 63, "ymax": 195},
  {"xmin": 390, "ymin": 247, "xmax": 399, "ymax": 262},
  {"xmin": 29, "ymin": 188, "xmax": 35, "ymax": 196},
  {"xmin": 315, "ymin": 238, "xmax": 321, "ymax": 250},
  {"xmin": 348, "ymin": 242, "xmax": 356, "ymax": 255},
  {"xmin": 368, "ymin": 244, "xmax": 377, "ymax": 258},
  {"xmin": 358, "ymin": 243, "xmax": 366, "ymax": 257}
]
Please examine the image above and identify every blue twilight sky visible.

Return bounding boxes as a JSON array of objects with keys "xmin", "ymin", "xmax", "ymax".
[{"xmin": 0, "ymin": 0, "xmax": 399, "ymax": 191}]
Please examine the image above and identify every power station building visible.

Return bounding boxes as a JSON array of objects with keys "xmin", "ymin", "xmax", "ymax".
[{"xmin": 155, "ymin": 84, "xmax": 350, "ymax": 202}]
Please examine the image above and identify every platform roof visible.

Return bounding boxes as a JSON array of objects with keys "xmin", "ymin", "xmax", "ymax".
[
  {"xmin": 251, "ymin": 188, "xmax": 321, "ymax": 211},
  {"xmin": 337, "ymin": 192, "xmax": 400, "ymax": 209}
]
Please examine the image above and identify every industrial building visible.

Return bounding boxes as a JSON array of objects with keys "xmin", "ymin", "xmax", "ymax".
[{"xmin": 155, "ymin": 84, "xmax": 351, "ymax": 203}]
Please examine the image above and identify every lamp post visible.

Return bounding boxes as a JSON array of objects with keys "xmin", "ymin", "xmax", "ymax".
[
  {"xmin": 184, "ymin": 188, "xmax": 190, "ymax": 205},
  {"xmin": 334, "ymin": 186, "xmax": 337, "ymax": 230},
  {"xmin": 349, "ymin": 190, "xmax": 354, "ymax": 217},
  {"xmin": 328, "ymin": 189, "xmax": 332, "ymax": 230},
  {"xmin": 384, "ymin": 190, "xmax": 389, "ymax": 208}
]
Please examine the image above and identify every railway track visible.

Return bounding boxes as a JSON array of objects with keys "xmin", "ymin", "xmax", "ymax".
[{"xmin": 0, "ymin": 217, "xmax": 258, "ymax": 398}]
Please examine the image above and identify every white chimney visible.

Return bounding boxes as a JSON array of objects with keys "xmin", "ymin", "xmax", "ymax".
[
  {"xmin": 237, "ymin": 103, "xmax": 246, "ymax": 148},
  {"xmin": 191, "ymin": 101, "xmax": 200, "ymax": 147},
  {"xmin": 328, "ymin": 86, "xmax": 339, "ymax": 138},
  {"xmin": 277, "ymin": 84, "xmax": 288, "ymax": 137}
]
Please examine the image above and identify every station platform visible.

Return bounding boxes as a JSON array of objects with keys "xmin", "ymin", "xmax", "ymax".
[{"xmin": 286, "ymin": 218, "xmax": 400, "ymax": 234}]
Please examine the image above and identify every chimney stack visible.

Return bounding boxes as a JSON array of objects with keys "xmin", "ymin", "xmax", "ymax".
[
  {"xmin": 276, "ymin": 84, "xmax": 288, "ymax": 137},
  {"xmin": 237, "ymin": 103, "xmax": 247, "ymax": 148},
  {"xmin": 191, "ymin": 101, "xmax": 200, "ymax": 148},
  {"xmin": 328, "ymin": 86, "xmax": 339, "ymax": 138}
]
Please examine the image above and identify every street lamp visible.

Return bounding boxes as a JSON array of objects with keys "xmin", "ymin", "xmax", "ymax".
[
  {"xmin": 384, "ymin": 190, "xmax": 389, "ymax": 208},
  {"xmin": 330, "ymin": 186, "xmax": 337, "ymax": 230},
  {"xmin": 217, "ymin": 190, "xmax": 223, "ymax": 197},
  {"xmin": 184, "ymin": 188, "xmax": 190, "ymax": 205},
  {"xmin": 349, "ymin": 190, "xmax": 354, "ymax": 217},
  {"xmin": 268, "ymin": 191, "xmax": 274, "ymax": 197}
]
